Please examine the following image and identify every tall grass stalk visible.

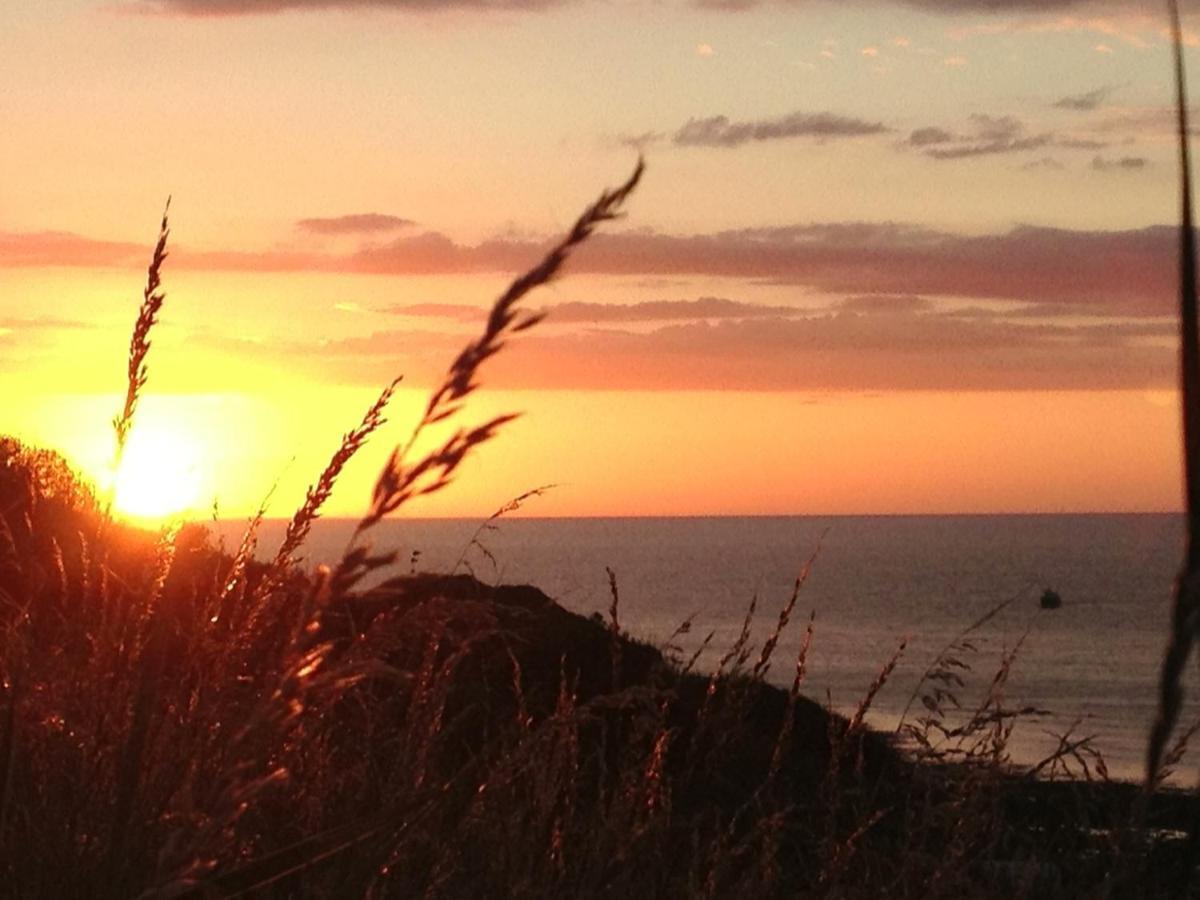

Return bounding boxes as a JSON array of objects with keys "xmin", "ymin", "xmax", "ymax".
[
  {"xmin": 272, "ymin": 377, "xmax": 400, "ymax": 578},
  {"xmin": 344, "ymin": 159, "xmax": 643, "ymax": 551},
  {"xmin": 111, "ymin": 200, "xmax": 170, "ymax": 474},
  {"xmin": 1149, "ymin": 14, "xmax": 1200, "ymax": 890}
]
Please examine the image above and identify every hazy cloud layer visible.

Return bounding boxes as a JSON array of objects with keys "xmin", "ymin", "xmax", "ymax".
[
  {"xmin": 1055, "ymin": 137, "xmax": 1110, "ymax": 150},
  {"xmin": 836, "ymin": 294, "xmax": 932, "ymax": 314},
  {"xmin": 198, "ymin": 301, "xmax": 1175, "ymax": 392},
  {"xmin": 0, "ymin": 231, "xmax": 146, "ymax": 268},
  {"xmin": 296, "ymin": 213, "xmax": 415, "ymax": 235},
  {"xmin": 907, "ymin": 127, "xmax": 955, "ymax": 148},
  {"xmin": 4, "ymin": 220, "xmax": 1187, "ymax": 317},
  {"xmin": 1092, "ymin": 154, "xmax": 1149, "ymax": 171},
  {"xmin": 674, "ymin": 111, "xmax": 889, "ymax": 148},
  {"xmin": 696, "ymin": 0, "xmax": 1153, "ymax": 12},
  {"xmin": 134, "ymin": 0, "xmax": 566, "ymax": 15},
  {"xmin": 1054, "ymin": 86, "xmax": 1115, "ymax": 111},
  {"xmin": 908, "ymin": 115, "xmax": 1052, "ymax": 160},
  {"xmin": 134, "ymin": 0, "xmax": 1181, "ymax": 19},
  {"xmin": 388, "ymin": 296, "xmax": 805, "ymax": 323},
  {"xmin": 0, "ymin": 316, "xmax": 93, "ymax": 331}
]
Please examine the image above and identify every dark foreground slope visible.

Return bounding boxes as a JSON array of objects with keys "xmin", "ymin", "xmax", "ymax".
[{"xmin": 0, "ymin": 438, "xmax": 1196, "ymax": 897}]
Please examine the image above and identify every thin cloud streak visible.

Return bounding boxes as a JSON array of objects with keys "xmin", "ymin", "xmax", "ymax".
[
  {"xmin": 0, "ymin": 231, "xmax": 146, "ymax": 268},
  {"xmin": 132, "ymin": 0, "xmax": 567, "ymax": 15},
  {"xmin": 388, "ymin": 297, "xmax": 806, "ymax": 323},
  {"xmin": 296, "ymin": 213, "xmax": 415, "ymax": 235},
  {"xmin": 674, "ymin": 110, "xmax": 889, "ymax": 148},
  {"xmin": 695, "ymin": 0, "xmax": 1151, "ymax": 11},
  {"xmin": 196, "ymin": 305, "xmax": 1176, "ymax": 392},
  {"xmin": 909, "ymin": 115, "xmax": 1052, "ymax": 160},
  {"xmin": 1054, "ymin": 85, "xmax": 1115, "ymax": 111},
  {"xmin": 1092, "ymin": 155, "xmax": 1149, "ymax": 171}
]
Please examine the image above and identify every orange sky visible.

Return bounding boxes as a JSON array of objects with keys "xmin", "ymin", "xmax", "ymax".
[{"xmin": 1, "ymin": 1, "xmax": 1197, "ymax": 521}]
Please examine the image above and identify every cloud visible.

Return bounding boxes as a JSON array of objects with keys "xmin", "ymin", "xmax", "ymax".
[
  {"xmin": 673, "ymin": 110, "xmax": 889, "ymax": 148},
  {"xmin": 200, "ymin": 304, "xmax": 1175, "ymax": 393},
  {"xmin": 906, "ymin": 126, "xmax": 955, "ymax": 147},
  {"xmin": 5, "ymin": 220, "xmax": 1186, "ymax": 318},
  {"xmin": 1053, "ymin": 85, "xmax": 1114, "ymax": 111},
  {"xmin": 550, "ymin": 223, "xmax": 1182, "ymax": 316},
  {"xmin": 1020, "ymin": 156, "xmax": 1065, "ymax": 170},
  {"xmin": 387, "ymin": 297, "xmax": 806, "ymax": 323},
  {"xmin": 696, "ymin": 42, "xmax": 715, "ymax": 56},
  {"xmin": 891, "ymin": 1, "xmax": 1167, "ymax": 16},
  {"xmin": 539, "ymin": 297, "xmax": 804, "ymax": 322},
  {"xmin": 1092, "ymin": 154, "xmax": 1149, "ymax": 171},
  {"xmin": 0, "ymin": 316, "xmax": 94, "ymax": 334},
  {"xmin": 616, "ymin": 130, "xmax": 666, "ymax": 151},
  {"xmin": 0, "ymin": 316, "xmax": 95, "ymax": 361},
  {"xmin": 836, "ymin": 294, "xmax": 932, "ymax": 314},
  {"xmin": 1055, "ymin": 137, "xmax": 1110, "ymax": 150},
  {"xmin": 910, "ymin": 118, "xmax": 1114, "ymax": 158},
  {"xmin": 694, "ymin": 0, "xmax": 1103, "ymax": 8},
  {"xmin": 1090, "ymin": 105, "xmax": 1200, "ymax": 138},
  {"xmin": 917, "ymin": 115, "xmax": 1052, "ymax": 160},
  {"xmin": 296, "ymin": 213, "xmax": 415, "ymax": 235},
  {"xmin": 900, "ymin": 1, "xmax": 1112, "ymax": 9},
  {"xmin": 386, "ymin": 302, "xmax": 486, "ymax": 321},
  {"xmin": 0, "ymin": 231, "xmax": 146, "ymax": 268},
  {"xmin": 132, "ymin": 0, "xmax": 567, "ymax": 15}
]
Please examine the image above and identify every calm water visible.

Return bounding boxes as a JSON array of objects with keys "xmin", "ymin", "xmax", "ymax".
[{"xmin": 211, "ymin": 514, "xmax": 1195, "ymax": 783}]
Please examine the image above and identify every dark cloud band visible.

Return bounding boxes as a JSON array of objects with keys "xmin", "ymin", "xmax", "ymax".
[{"xmin": 674, "ymin": 111, "xmax": 889, "ymax": 148}]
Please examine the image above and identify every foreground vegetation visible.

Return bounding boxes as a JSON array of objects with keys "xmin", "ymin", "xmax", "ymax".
[{"xmin": 2, "ymin": 436, "xmax": 1198, "ymax": 898}]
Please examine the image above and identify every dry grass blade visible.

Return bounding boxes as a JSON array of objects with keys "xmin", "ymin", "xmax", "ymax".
[
  {"xmin": 606, "ymin": 566, "xmax": 621, "ymax": 635},
  {"xmin": 848, "ymin": 638, "xmax": 906, "ymax": 734},
  {"xmin": 421, "ymin": 157, "xmax": 644, "ymax": 429},
  {"xmin": 896, "ymin": 590, "xmax": 1021, "ymax": 734},
  {"xmin": 351, "ymin": 159, "xmax": 643, "ymax": 541},
  {"xmin": 212, "ymin": 480, "xmax": 279, "ymax": 626},
  {"xmin": 1030, "ymin": 720, "xmax": 1107, "ymax": 782},
  {"xmin": 271, "ymin": 377, "xmax": 400, "ymax": 576},
  {"xmin": 1153, "ymin": 716, "xmax": 1200, "ymax": 790},
  {"xmin": 790, "ymin": 610, "xmax": 816, "ymax": 698},
  {"xmin": 453, "ymin": 483, "xmax": 555, "ymax": 576},
  {"xmin": 607, "ymin": 566, "xmax": 623, "ymax": 687},
  {"xmin": 753, "ymin": 539, "xmax": 822, "ymax": 680},
  {"xmin": 1149, "ymin": 0, "xmax": 1200, "ymax": 793},
  {"xmin": 112, "ymin": 199, "xmax": 171, "ymax": 463}
]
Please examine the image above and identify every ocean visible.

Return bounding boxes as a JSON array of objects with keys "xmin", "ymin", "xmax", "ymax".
[{"xmin": 210, "ymin": 513, "xmax": 1195, "ymax": 784}]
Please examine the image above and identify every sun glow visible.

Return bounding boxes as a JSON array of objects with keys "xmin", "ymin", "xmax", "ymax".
[{"xmin": 110, "ymin": 420, "xmax": 207, "ymax": 522}]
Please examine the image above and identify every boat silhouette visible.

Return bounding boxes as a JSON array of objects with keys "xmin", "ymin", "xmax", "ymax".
[{"xmin": 1040, "ymin": 588, "xmax": 1062, "ymax": 610}]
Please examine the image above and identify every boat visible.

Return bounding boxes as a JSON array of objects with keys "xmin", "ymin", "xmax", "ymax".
[{"xmin": 1040, "ymin": 588, "xmax": 1062, "ymax": 610}]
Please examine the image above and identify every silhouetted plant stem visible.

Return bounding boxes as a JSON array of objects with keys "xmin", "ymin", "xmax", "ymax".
[
  {"xmin": 332, "ymin": 160, "xmax": 643, "ymax": 592},
  {"xmin": 111, "ymin": 200, "xmax": 171, "ymax": 486},
  {"xmin": 273, "ymin": 377, "xmax": 400, "ymax": 579},
  {"xmin": 1149, "ymin": 0, "xmax": 1200, "ymax": 799}
]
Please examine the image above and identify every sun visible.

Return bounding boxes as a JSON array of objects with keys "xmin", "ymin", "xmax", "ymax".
[{"xmin": 111, "ymin": 420, "xmax": 207, "ymax": 522}]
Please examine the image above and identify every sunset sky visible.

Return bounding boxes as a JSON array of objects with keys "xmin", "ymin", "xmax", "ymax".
[{"xmin": 2, "ymin": 0, "xmax": 1198, "ymax": 519}]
